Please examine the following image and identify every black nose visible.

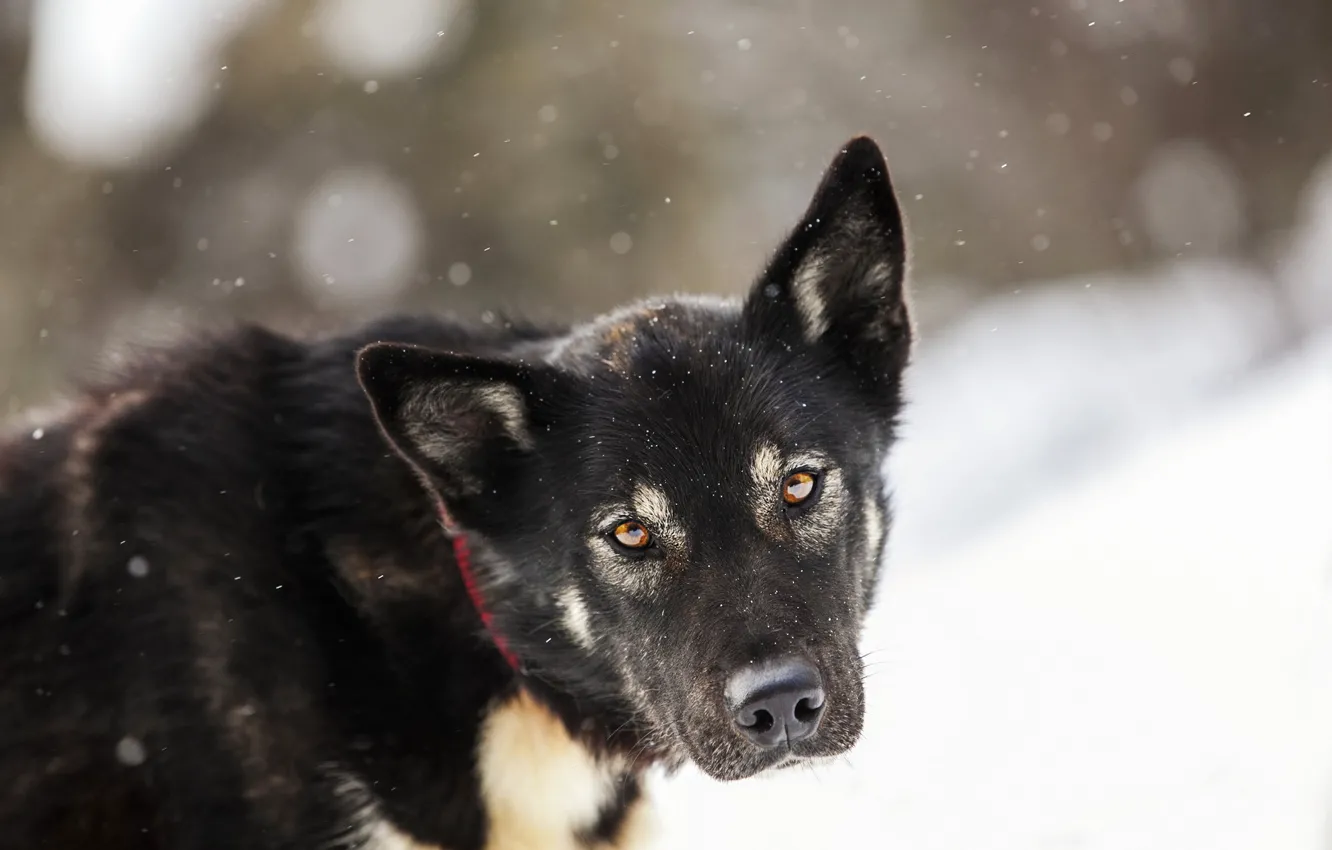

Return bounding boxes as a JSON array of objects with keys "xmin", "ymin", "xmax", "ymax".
[{"xmin": 725, "ymin": 657, "xmax": 826, "ymax": 749}]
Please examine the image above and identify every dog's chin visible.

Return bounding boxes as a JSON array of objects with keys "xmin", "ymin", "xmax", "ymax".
[
  {"xmin": 689, "ymin": 749, "xmax": 784, "ymax": 782},
  {"xmin": 677, "ymin": 729, "xmax": 841, "ymax": 782},
  {"xmin": 688, "ymin": 746, "xmax": 836, "ymax": 781}
]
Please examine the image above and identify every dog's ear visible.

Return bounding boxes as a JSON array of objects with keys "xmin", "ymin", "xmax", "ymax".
[
  {"xmin": 356, "ymin": 343, "xmax": 552, "ymax": 500},
  {"xmin": 745, "ymin": 136, "xmax": 912, "ymax": 393}
]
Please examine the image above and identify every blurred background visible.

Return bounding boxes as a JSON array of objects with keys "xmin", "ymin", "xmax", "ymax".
[{"xmin": 1, "ymin": 1, "xmax": 1330, "ymax": 848}]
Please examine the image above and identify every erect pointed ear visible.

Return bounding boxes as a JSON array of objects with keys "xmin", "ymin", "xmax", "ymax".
[
  {"xmin": 745, "ymin": 136, "xmax": 913, "ymax": 390},
  {"xmin": 356, "ymin": 343, "xmax": 547, "ymax": 499}
]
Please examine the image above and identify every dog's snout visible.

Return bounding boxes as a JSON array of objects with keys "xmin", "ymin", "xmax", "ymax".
[{"xmin": 726, "ymin": 657, "xmax": 826, "ymax": 749}]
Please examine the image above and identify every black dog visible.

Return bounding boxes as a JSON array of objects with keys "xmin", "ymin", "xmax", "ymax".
[{"xmin": 0, "ymin": 136, "xmax": 913, "ymax": 849}]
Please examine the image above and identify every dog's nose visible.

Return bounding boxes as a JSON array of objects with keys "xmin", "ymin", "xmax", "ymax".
[{"xmin": 725, "ymin": 657, "xmax": 826, "ymax": 749}]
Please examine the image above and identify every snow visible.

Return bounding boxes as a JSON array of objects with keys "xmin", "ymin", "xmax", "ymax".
[
  {"xmin": 889, "ymin": 258, "xmax": 1286, "ymax": 567},
  {"xmin": 651, "ymin": 328, "xmax": 1332, "ymax": 848}
]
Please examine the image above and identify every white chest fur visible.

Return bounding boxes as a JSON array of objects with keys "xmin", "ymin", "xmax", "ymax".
[
  {"xmin": 362, "ymin": 690, "xmax": 654, "ymax": 850},
  {"xmin": 476, "ymin": 690, "xmax": 653, "ymax": 850}
]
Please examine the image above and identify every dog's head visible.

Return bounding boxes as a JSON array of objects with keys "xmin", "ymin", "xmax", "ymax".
[{"xmin": 358, "ymin": 137, "xmax": 912, "ymax": 781}]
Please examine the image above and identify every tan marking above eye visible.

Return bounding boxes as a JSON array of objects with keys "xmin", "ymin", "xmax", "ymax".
[
  {"xmin": 782, "ymin": 471, "xmax": 817, "ymax": 505},
  {"xmin": 613, "ymin": 521, "xmax": 652, "ymax": 549}
]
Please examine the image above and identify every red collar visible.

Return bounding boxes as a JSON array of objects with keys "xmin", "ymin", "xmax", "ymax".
[{"xmin": 436, "ymin": 500, "xmax": 520, "ymax": 670}]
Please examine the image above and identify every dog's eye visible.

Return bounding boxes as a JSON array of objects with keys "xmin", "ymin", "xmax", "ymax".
[
  {"xmin": 782, "ymin": 471, "xmax": 819, "ymax": 506},
  {"xmin": 612, "ymin": 521, "xmax": 652, "ymax": 550}
]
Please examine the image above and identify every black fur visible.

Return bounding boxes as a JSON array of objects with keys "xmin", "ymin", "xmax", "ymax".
[{"xmin": 0, "ymin": 137, "xmax": 913, "ymax": 848}]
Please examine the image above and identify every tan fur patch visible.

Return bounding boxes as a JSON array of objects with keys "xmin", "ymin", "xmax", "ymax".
[
  {"xmin": 790, "ymin": 253, "xmax": 831, "ymax": 341},
  {"xmin": 477, "ymin": 690, "xmax": 652, "ymax": 850},
  {"xmin": 792, "ymin": 466, "xmax": 845, "ymax": 550},
  {"xmin": 556, "ymin": 586, "xmax": 596, "ymax": 650},
  {"xmin": 857, "ymin": 493, "xmax": 885, "ymax": 608},
  {"xmin": 749, "ymin": 441, "xmax": 787, "ymax": 536},
  {"xmin": 587, "ymin": 541, "xmax": 658, "ymax": 596},
  {"xmin": 327, "ymin": 541, "xmax": 447, "ymax": 601},
  {"xmin": 598, "ymin": 315, "xmax": 646, "ymax": 375},
  {"xmin": 363, "ymin": 820, "xmax": 447, "ymax": 850},
  {"xmin": 352, "ymin": 803, "xmax": 656, "ymax": 850},
  {"xmin": 402, "ymin": 382, "xmax": 533, "ymax": 467},
  {"xmin": 60, "ymin": 389, "xmax": 152, "ymax": 600},
  {"xmin": 630, "ymin": 483, "xmax": 683, "ymax": 549}
]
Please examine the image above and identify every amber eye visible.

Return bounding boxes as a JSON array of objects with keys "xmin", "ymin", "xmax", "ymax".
[
  {"xmin": 612, "ymin": 521, "xmax": 652, "ymax": 550},
  {"xmin": 782, "ymin": 471, "xmax": 818, "ymax": 506}
]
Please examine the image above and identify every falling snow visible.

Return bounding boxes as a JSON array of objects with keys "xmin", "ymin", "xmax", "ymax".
[
  {"xmin": 448, "ymin": 262, "xmax": 472, "ymax": 286},
  {"xmin": 115, "ymin": 736, "xmax": 147, "ymax": 766},
  {"xmin": 609, "ymin": 232, "xmax": 633, "ymax": 255},
  {"xmin": 127, "ymin": 556, "xmax": 150, "ymax": 578}
]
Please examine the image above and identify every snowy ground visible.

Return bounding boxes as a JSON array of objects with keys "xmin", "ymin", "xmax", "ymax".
[{"xmin": 649, "ymin": 317, "xmax": 1332, "ymax": 848}]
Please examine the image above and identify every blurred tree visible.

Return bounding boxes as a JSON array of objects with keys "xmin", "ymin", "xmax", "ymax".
[{"xmin": 0, "ymin": 0, "xmax": 1328, "ymax": 407}]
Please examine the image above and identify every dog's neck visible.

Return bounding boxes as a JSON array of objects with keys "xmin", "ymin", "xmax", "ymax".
[{"xmin": 433, "ymin": 498, "xmax": 520, "ymax": 671}]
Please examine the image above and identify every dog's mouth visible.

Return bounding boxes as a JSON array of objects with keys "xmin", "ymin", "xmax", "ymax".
[
  {"xmin": 746, "ymin": 743, "xmax": 824, "ymax": 775},
  {"xmin": 677, "ymin": 723, "xmax": 858, "ymax": 782}
]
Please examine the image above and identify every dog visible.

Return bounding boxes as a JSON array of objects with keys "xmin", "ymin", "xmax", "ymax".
[{"xmin": 0, "ymin": 135, "xmax": 913, "ymax": 849}]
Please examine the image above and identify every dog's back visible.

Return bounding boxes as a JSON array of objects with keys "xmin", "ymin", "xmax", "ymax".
[{"xmin": 1, "ymin": 326, "xmax": 313, "ymax": 846}]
